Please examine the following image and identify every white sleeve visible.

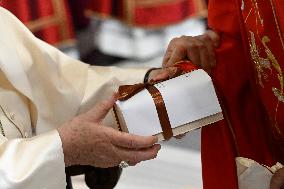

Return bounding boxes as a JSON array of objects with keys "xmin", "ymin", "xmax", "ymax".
[
  {"xmin": 0, "ymin": 130, "xmax": 66, "ymax": 189},
  {"xmin": 0, "ymin": 8, "xmax": 148, "ymax": 189},
  {"xmin": 78, "ymin": 66, "xmax": 148, "ymax": 127},
  {"xmin": 79, "ymin": 66, "xmax": 148, "ymax": 114}
]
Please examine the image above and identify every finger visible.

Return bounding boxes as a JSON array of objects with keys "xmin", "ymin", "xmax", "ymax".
[
  {"xmin": 85, "ymin": 93, "xmax": 118, "ymax": 123},
  {"xmin": 108, "ymin": 129, "xmax": 158, "ymax": 149},
  {"xmin": 205, "ymin": 30, "xmax": 220, "ymax": 47},
  {"xmin": 186, "ymin": 42, "xmax": 202, "ymax": 67},
  {"xmin": 199, "ymin": 34, "xmax": 217, "ymax": 69},
  {"xmin": 128, "ymin": 162, "xmax": 138, "ymax": 166},
  {"xmin": 163, "ymin": 37, "xmax": 179, "ymax": 67},
  {"xmin": 151, "ymin": 70, "xmax": 170, "ymax": 82},
  {"xmin": 117, "ymin": 144, "xmax": 161, "ymax": 164},
  {"xmin": 162, "ymin": 51, "xmax": 173, "ymax": 68},
  {"xmin": 197, "ymin": 40, "xmax": 211, "ymax": 73},
  {"xmin": 167, "ymin": 47, "xmax": 187, "ymax": 67}
]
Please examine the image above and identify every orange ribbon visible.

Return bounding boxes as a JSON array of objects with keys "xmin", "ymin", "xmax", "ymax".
[{"xmin": 117, "ymin": 60, "xmax": 198, "ymax": 140}]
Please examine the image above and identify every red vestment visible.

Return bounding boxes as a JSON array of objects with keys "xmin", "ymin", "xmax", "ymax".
[
  {"xmin": 0, "ymin": 0, "xmax": 74, "ymax": 46},
  {"xmin": 202, "ymin": 0, "xmax": 284, "ymax": 188}
]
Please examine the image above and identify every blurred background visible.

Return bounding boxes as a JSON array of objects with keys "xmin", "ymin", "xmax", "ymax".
[{"xmin": 0, "ymin": 0, "xmax": 207, "ymax": 188}]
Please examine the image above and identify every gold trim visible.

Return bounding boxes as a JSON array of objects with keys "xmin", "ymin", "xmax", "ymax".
[
  {"xmin": 136, "ymin": 0, "xmax": 186, "ymax": 7},
  {"xmin": 26, "ymin": 0, "xmax": 70, "ymax": 41},
  {"xmin": 27, "ymin": 16, "xmax": 60, "ymax": 32},
  {"xmin": 0, "ymin": 105, "xmax": 24, "ymax": 138},
  {"xmin": 0, "ymin": 120, "xmax": 5, "ymax": 137},
  {"xmin": 52, "ymin": 0, "xmax": 69, "ymax": 41},
  {"xmin": 124, "ymin": 0, "xmax": 135, "ymax": 25},
  {"xmin": 85, "ymin": 0, "xmax": 207, "ymax": 28},
  {"xmin": 85, "ymin": 10, "xmax": 207, "ymax": 29},
  {"xmin": 268, "ymin": 0, "xmax": 284, "ymax": 50},
  {"xmin": 244, "ymin": 8, "xmax": 252, "ymax": 23}
]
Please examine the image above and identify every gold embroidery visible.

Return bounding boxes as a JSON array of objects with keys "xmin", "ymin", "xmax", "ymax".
[
  {"xmin": 273, "ymin": 88, "xmax": 284, "ymax": 103},
  {"xmin": 262, "ymin": 36, "xmax": 284, "ymax": 99},
  {"xmin": 244, "ymin": 8, "xmax": 252, "ymax": 23},
  {"xmin": 262, "ymin": 36, "xmax": 284, "ymax": 136},
  {"xmin": 0, "ymin": 105, "xmax": 24, "ymax": 138},
  {"xmin": 269, "ymin": 0, "xmax": 284, "ymax": 50},
  {"xmin": 249, "ymin": 31, "xmax": 271, "ymax": 87},
  {"xmin": 247, "ymin": 1, "xmax": 284, "ymax": 137},
  {"xmin": 251, "ymin": 0, "xmax": 264, "ymax": 26},
  {"xmin": 0, "ymin": 120, "xmax": 5, "ymax": 137}
]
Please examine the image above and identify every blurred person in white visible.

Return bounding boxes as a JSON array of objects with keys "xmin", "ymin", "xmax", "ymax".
[
  {"xmin": 85, "ymin": 0, "xmax": 207, "ymax": 60},
  {"xmin": 0, "ymin": 7, "xmax": 169, "ymax": 189}
]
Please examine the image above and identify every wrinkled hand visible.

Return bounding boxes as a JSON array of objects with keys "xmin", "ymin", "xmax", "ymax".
[
  {"xmin": 270, "ymin": 167, "xmax": 284, "ymax": 189},
  {"xmin": 58, "ymin": 94, "xmax": 160, "ymax": 168},
  {"xmin": 163, "ymin": 30, "xmax": 220, "ymax": 73}
]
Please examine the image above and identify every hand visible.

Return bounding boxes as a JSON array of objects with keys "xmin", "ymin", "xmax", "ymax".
[
  {"xmin": 58, "ymin": 94, "xmax": 160, "ymax": 168},
  {"xmin": 163, "ymin": 30, "xmax": 220, "ymax": 73},
  {"xmin": 147, "ymin": 67, "xmax": 179, "ymax": 82},
  {"xmin": 270, "ymin": 167, "xmax": 284, "ymax": 189}
]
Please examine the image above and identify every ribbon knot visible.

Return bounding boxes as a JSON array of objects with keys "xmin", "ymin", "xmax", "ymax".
[{"xmin": 116, "ymin": 61, "xmax": 198, "ymax": 140}]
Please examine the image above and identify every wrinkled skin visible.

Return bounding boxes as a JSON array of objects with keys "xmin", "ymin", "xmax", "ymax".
[
  {"xmin": 58, "ymin": 94, "xmax": 161, "ymax": 168},
  {"xmin": 162, "ymin": 30, "xmax": 220, "ymax": 73}
]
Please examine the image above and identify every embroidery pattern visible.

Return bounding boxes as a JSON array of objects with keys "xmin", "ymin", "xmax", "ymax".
[
  {"xmin": 246, "ymin": 0, "xmax": 284, "ymax": 136},
  {"xmin": 0, "ymin": 120, "xmax": 5, "ymax": 137},
  {"xmin": 251, "ymin": 0, "xmax": 264, "ymax": 27},
  {"xmin": 0, "ymin": 105, "xmax": 24, "ymax": 138},
  {"xmin": 249, "ymin": 31, "xmax": 271, "ymax": 87},
  {"xmin": 269, "ymin": 0, "xmax": 284, "ymax": 50},
  {"xmin": 261, "ymin": 36, "xmax": 284, "ymax": 104}
]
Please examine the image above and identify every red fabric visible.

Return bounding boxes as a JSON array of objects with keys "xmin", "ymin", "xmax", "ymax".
[
  {"xmin": 174, "ymin": 60, "xmax": 198, "ymax": 72},
  {"xmin": 202, "ymin": 0, "xmax": 284, "ymax": 188},
  {"xmin": 0, "ymin": 0, "xmax": 74, "ymax": 45},
  {"xmin": 86, "ymin": 0, "xmax": 207, "ymax": 27}
]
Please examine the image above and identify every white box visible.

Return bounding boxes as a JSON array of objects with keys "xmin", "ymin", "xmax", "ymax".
[{"xmin": 114, "ymin": 69, "xmax": 223, "ymax": 141}]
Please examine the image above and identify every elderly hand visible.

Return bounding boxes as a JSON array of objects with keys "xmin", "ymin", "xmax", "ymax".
[
  {"xmin": 270, "ymin": 167, "xmax": 284, "ymax": 189},
  {"xmin": 162, "ymin": 30, "xmax": 220, "ymax": 73},
  {"xmin": 58, "ymin": 94, "xmax": 160, "ymax": 168}
]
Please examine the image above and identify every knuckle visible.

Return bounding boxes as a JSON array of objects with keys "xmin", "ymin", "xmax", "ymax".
[
  {"xmin": 169, "ymin": 37, "xmax": 179, "ymax": 45},
  {"xmin": 199, "ymin": 34, "xmax": 211, "ymax": 41},
  {"xmin": 127, "ymin": 138, "xmax": 136, "ymax": 148},
  {"xmin": 130, "ymin": 153, "xmax": 139, "ymax": 162},
  {"xmin": 197, "ymin": 42, "xmax": 206, "ymax": 50},
  {"xmin": 179, "ymin": 35, "xmax": 188, "ymax": 40}
]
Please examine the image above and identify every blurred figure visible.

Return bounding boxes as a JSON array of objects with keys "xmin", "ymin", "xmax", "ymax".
[
  {"xmin": 0, "ymin": 0, "xmax": 74, "ymax": 47},
  {"xmin": 84, "ymin": 0, "xmax": 207, "ymax": 60}
]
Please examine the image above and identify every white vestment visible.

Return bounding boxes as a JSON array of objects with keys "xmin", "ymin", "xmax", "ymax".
[{"xmin": 0, "ymin": 7, "xmax": 147, "ymax": 189}]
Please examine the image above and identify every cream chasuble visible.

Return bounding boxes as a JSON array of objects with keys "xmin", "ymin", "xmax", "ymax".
[{"xmin": 0, "ymin": 7, "xmax": 147, "ymax": 189}]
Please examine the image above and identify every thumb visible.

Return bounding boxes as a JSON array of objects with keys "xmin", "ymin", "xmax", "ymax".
[{"xmin": 84, "ymin": 93, "xmax": 117, "ymax": 123}]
